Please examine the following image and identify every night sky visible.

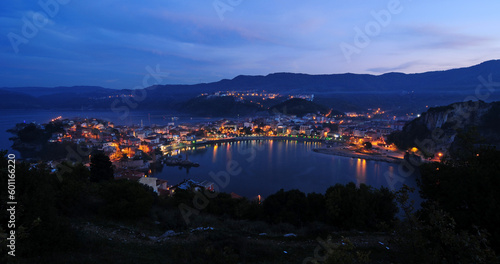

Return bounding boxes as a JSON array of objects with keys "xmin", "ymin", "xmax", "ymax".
[{"xmin": 1, "ymin": 0, "xmax": 499, "ymax": 89}]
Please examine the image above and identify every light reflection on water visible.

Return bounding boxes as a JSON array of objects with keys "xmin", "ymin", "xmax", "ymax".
[
  {"xmin": 154, "ymin": 140, "xmax": 419, "ymax": 199},
  {"xmin": 355, "ymin": 159, "xmax": 367, "ymax": 185},
  {"xmin": 0, "ymin": 110, "xmax": 419, "ymax": 202}
]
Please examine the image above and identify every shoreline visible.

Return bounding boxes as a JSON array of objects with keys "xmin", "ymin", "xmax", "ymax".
[
  {"xmin": 175, "ymin": 137, "xmax": 404, "ymax": 164},
  {"xmin": 312, "ymin": 147, "xmax": 403, "ymax": 164},
  {"xmin": 199, "ymin": 136, "xmax": 325, "ymax": 144},
  {"xmin": 166, "ymin": 136, "xmax": 326, "ymax": 151}
]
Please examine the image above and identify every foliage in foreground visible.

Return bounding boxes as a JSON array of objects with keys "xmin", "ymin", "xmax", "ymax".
[
  {"xmin": 392, "ymin": 186, "xmax": 497, "ymax": 264},
  {"xmin": 5, "ymin": 147, "xmax": 500, "ymax": 263},
  {"xmin": 0, "ymin": 149, "xmax": 399, "ymax": 262},
  {"xmin": 419, "ymin": 147, "xmax": 500, "ymax": 252}
]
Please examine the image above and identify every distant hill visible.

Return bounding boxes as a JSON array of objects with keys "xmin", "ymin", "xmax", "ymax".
[
  {"xmin": 1, "ymin": 86, "xmax": 117, "ymax": 97},
  {"xmin": 180, "ymin": 59, "xmax": 500, "ymax": 94},
  {"xmin": 269, "ymin": 98, "xmax": 341, "ymax": 117},
  {"xmin": 0, "ymin": 89, "xmax": 39, "ymax": 108},
  {"xmin": 387, "ymin": 100, "xmax": 500, "ymax": 157},
  {"xmin": 179, "ymin": 96, "xmax": 263, "ymax": 117},
  {"xmin": 2, "ymin": 60, "xmax": 500, "ymax": 114}
]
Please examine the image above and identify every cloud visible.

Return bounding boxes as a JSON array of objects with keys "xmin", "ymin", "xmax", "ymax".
[
  {"xmin": 367, "ymin": 61, "xmax": 422, "ymax": 73},
  {"xmin": 398, "ymin": 25, "xmax": 493, "ymax": 50},
  {"xmin": 1, "ymin": 1, "xmax": 500, "ymax": 88}
]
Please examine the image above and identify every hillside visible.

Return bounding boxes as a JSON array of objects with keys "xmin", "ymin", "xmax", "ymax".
[
  {"xmin": 179, "ymin": 96, "xmax": 263, "ymax": 117},
  {"xmin": 268, "ymin": 98, "xmax": 340, "ymax": 117},
  {"xmin": 0, "ymin": 89, "xmax": 40, "ymax": 108},
  {"xmin": 387, "ymin": 100, "xmax": 500, "ymax": 157}
]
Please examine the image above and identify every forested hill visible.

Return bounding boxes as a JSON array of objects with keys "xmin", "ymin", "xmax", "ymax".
[{"xmin": 268, "ymin": 98, "xmax": 342, "ymax": 117}]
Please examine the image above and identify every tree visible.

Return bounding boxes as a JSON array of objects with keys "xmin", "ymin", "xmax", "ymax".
[
  {"xmin": 57, "ymin": 162, "xmax": 92, "ymax": 216},
  {"xmin": 44, "ymin": 121, "xmax": 64, "ymax": 134},
  {"xmin": 262, "ymin": 189, "xmax": 307, "ymax": 226},
  {"xmin": 119, "ymin": 153, "xmax": 129, "ymax": 162},
  {"xmin": 325, "ymin": 183, "xmax": 397, "ymax": 230},
  {"xmin": 419, "ymin": 146, "xmax": 500, "ymax": 252},
  {"xmin": 0, "ymin": 151, "xmax": 78, "ymax": 259},
  {"xmin": 306, "ymin": 192, "xmax": 326, "ymax": 222},
  {"xmin": 17, "ymin": 123, "xmax": 48, "ymax": 143},
  {"xmin": 393, "ymin": 185, "xmax": 496, "ymax": 263},
  {"xmin": 90, "ymin": 151, "xmax": 114, "ymax": 182},
  {"xmin": 363, "ymin": 142, "xmax": 372, "ymax": 149},
  {"xmin": 99, "ymin": 180, "xmax": 155, "ymax": 219}
]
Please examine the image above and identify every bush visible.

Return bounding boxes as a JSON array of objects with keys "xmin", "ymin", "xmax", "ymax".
[
  {"xmin": 419, "ymin": 147, "xmax": 500, "ymax": 253},
  {"xmin": 90, "ymin": 151, "xmax": 114, "ymax": 182},
  {"xmin": 325, "ymin": 183, "xmax": 397, "ymax": 230},
  {"xmin": 153, "ymin": 207, "xmax": 186, "ymax": 230},
  {"xmin": 0, "ymin": 152, "xmax": 79, "ymax": 259},
  {"xmin": 262, "ymin": 189, "xmax": 308, "ymax": 226},
  {"xmin": 99, "ymin": 180, "xmax": 155, "ymax": 219},
  {"xmin": 394, "ymin": 186, "xmax": 497, "ymax": 264}
]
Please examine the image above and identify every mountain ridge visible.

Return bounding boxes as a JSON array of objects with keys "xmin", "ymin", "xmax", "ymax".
[
  {"xmin": 4, "ymin": 59, "xmax": 500, "ymax": 94},
  {"xmin": 2, "ymin": 60, "xmax": 500, "ymax": 114}
]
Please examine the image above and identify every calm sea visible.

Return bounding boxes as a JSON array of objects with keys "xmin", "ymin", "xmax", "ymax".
[{"xmin": 154, "ymin": 140, "xmax": 419, "ymax": 199}]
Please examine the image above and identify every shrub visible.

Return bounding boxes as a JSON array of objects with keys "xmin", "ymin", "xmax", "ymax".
[
  {"xmin": 325, "ymin": 183, "xmax": 397, "ymax": 230},
  {"xmin": 99, "ymin": 180, "xmax": 155, "ymax": 219}
]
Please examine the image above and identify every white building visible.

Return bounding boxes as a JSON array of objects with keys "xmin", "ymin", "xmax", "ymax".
[{"xmin": 138, "ymin": 177, "xmax": 158, "ymax": 193}]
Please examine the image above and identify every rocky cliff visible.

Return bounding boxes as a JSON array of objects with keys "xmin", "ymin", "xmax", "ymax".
[{"xmin": 387, "ymin": 100, "xmax": 500, "ymax": 156}]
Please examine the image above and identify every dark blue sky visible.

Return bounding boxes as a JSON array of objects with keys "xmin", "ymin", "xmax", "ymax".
[{"xmin": 1, "ymin": 0, "xmax": 499, "ymax": 89}]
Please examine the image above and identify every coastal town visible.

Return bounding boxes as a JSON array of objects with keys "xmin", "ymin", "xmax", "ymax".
[{"xmin": 10, "ymin": 108, "xmax": 416, "ymax": 196}]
